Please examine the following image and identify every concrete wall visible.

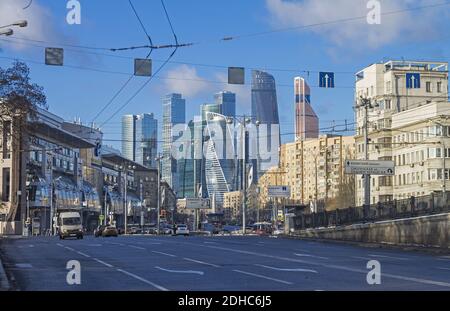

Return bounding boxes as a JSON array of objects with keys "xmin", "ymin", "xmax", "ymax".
[
  {"xmin": 293, "ymin": 213, "xmax": 450, "ymax": 249},
  {"xmin": 0, "ymin": 222, "xmax": 22, "ymax": 235}
]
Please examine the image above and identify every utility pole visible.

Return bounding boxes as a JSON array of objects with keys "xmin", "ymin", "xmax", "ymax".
[
  {"xmin": 156, "ymin": 154, "xmax": 163, "ymax": 235},
  {"xmin": 360, "ymin": 97, "xmax": 372, "ymax": 208},
  {"xmin": 242, "ymin": 115, "xmax": 247, "ymax": 235},
  {"xmin": 123, "ymin": 166, "xmax": 128, "ymax": 235}
]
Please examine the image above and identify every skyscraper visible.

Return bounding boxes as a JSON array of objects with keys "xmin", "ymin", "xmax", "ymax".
[
  {"xmin": 121, "ymin": 113, "xmax": 158, "ymax": 168},
  {"xmin": 294, "ymin": 77, "xmax": 319, "ymax": 141},
  {"xmin": 251, "ymin": 70, "xmax": 279, "ymax": 125},
  {"xmin": 162, "ymin": 93, "xmax": 186, "ymax": 194},
  {"xmin": 251, "ymin": 70, "xmax": 280, "ymax": 180},
  {"xmin": 214, "ymin": 91, "xmax": 236, "ymax": 118}
]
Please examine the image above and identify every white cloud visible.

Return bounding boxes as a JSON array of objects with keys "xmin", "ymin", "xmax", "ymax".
[
  {"xmin": 0, "ymin": 0, "xmax": 61, "ymax": 51},
  {"xmin": 163, "ymin": 65, "xmax": 211, "ymax": 98},
  {"xmin": 265, "ymin": 0, "xmax": 448, "ymax": 49}
]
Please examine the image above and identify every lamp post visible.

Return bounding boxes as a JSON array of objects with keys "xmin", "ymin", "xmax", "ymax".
[
  {"xmin": 227, "ymin": 116, "xmax": 252, "ymax": 235},
  {"xmin": 155, "ymin": 154, "xmax": 164, "ymax": 235},
  {"xmin": 116, "ymin": 163, "xmax": 136, "ymax": 235}
]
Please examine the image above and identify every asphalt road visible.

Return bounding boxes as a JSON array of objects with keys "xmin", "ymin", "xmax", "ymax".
[{"xmin": 1, "ymin": 235, "xmax": 450, "ymax": 291}]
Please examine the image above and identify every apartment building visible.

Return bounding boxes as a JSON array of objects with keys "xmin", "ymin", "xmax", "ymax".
[
  {"xmin": 223, "ymin": 191, "xmax": 243, "ymax": 222},
  {"xmin": 354, "ymin": 60, "xmax": 448, "ymax": 205},
  {"xmin": 258, "ymin": 135, "xmax": 355, "ymax": 211}
]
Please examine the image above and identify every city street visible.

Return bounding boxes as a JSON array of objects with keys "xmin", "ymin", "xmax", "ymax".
[{"xmin": 1, "ymin": 235, "xmax": 450, "ymax": 291}]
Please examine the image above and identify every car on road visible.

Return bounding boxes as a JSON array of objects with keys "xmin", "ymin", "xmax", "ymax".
[
  {"xmin": 94, "ymin": 225, "xmax": 106, "ymax": 237},
  {"xmin": 176, "ymin": 224, "xmax": 189, "ymax": 236},
  {"xmin": 102, "ymin": 226, "xmax": 119, "ymax": 237},
  {"xmin": 58, "ymin": 212, "xmax": 84, "ymax": 240}
]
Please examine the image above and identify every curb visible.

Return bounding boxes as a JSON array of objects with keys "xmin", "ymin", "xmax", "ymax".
[
  {"xmin": 0, "ymin": 249, "xmax": 11, "ymax": 291},
  {"xmin": 280, "ymin": 234, "xmax": 450, "ymax": 255}
]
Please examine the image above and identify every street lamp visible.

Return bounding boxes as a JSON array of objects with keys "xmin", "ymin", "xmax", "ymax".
[
  {"xmin": 155, "ymin": 154, "xmax": 165, "ymax": 235},
  {"xmin": 0, "ymin": 20, "xmax": 28, "ymax": 29},
  {"xmin": 0, "ymin": 29, "xmax": 13, "ymax": 36},
  {"xmin": 115, "ymin": 163, "xmax": 136, "ymax": 235},
  {"xmin": 227, "ymin": 115, "xmax": 253, "ymax": 235},
  {"xmin": 0, "ymin": 20, "xmax": 28, "ymax": 37}
]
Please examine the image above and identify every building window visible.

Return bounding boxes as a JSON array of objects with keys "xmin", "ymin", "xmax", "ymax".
[
  {"xmin": 426, "ymin": 82, "xmax": 432, "ymax": 93},
  {"xmin": 437, "ymin": 82, "xmax": 442, "ymax": 93},
  {"xmin": 386, "ymin": 81, "xmax": 392, "ymax": 94}
]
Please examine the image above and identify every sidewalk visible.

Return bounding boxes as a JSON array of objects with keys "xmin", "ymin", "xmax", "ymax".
[{"xmin": 0, "ymin": 238, "xmax": 11, "ymax": 291}]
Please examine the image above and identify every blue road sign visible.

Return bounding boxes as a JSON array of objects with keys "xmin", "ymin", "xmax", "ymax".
[
  {"xmin": 319, "ymin": 72, "xmax": 335, "ymax": 88},
  {"xmin": 406, "ymin": 73, "xmax": 421, "ymax": 89}
]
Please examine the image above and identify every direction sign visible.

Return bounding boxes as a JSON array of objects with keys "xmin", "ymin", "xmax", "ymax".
[
  {"xmin": 268, "ymin": 186, "xmax": 291, "ymax": 198},
  {"xmin": 345, "ymin": 160, "xmax": 395, "ymax": 176},
  {"xmin": 180, "ymin": 198, "xmax": 211, "ymax": 209},
  {"xmin": 319, "ymin": 72, "xmax": 335, "ymax": 88},
  {"xmin": 406, "ymin": 73, "xmax": 421, "ymax": 89}
]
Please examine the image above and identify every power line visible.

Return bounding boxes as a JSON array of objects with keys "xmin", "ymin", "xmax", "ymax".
[
  {"xmin": 91, "ymin": 0, "xmax": 156, "ymax": 124},
  {"xmin": 2, "ymin": 55, "xmax": 447, "ymax": 93},
  {"xmin": 99, "ymin": 0, "xmax": 180, "ymax": 128}
]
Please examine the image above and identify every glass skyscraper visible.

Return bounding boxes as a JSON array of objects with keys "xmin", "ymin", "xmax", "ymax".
[
  {"xmin": 251, "ymin": 70, "xmax": 280, "ymax": 180},
  {"xmin": 295, "ymin": 77, "xmax": 319, "ymax": 140},
  {"xmin": 121, "ymin": 113, "xmax": 158, "ymax": 168},
  {"xmin": 214, "ymin": 91, "xmax": 236, "ymax": 118},
  {"xmin": 162, "ymin": 93, "xmax": 186, "ymax": 195}
]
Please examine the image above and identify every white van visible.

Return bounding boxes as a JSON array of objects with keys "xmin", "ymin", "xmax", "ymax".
[{"xmin": 58, "ymin": 212, "xmax": 83, "ymax": 240}]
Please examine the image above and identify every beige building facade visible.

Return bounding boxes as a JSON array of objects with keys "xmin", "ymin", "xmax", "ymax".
[
  {"xmin": 258, "ymin": 135, "xmax": 355, "ymax": 212},
  {"xmin": 354, "ymin": 60, "xmax": 448, "ymax": 205}
]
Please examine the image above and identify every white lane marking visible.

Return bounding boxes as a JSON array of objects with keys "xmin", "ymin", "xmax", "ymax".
[
  {"xmin": 128, "ymin": 245, "xmax": 145, "ymax": 250},
  {"xmin": 232, "ymin": 269, "xmax": 293, "ymax": 285},
  {"xmin": 438, "ymin": 256, "xmax": 450, "ymax": 261},
  {"xmin": 93, "ymin": 258, "xmax": 114, "ymax": 268},
  {"xmin": 255, "ymin": 264, "xmax": 318, "ymax": 273},
  {"xmin": 351, "ymin": 256, "xmax": 372, "ymax": 260},
  {"xmin": 77, "ymin": 251, "xmax": 91, "ymax": 258},
  {"xmin": 18, "ymin": 245, "xmax": 35, "ymax": 249},
  {"xmin": 152, "ymin": 251, "xmax": 176, "ymax": 257},
  {"xmin": 155, "ymin": 266, "xmax": 204, "ymax": 275},
  {"xmin": 15, "ymin": 263, "xmax": 33, "ymax": 269},
  {"xmin": 87, "ymin": 244, "xmax": 102, "ymax": 247},
  {"xmin": 56, "ymin": 243, "xmax": 64, "ymax": 247},
  {"xmin": 437, "ymin": 267, "xmax": 450, "ymax": 271},
  {"xmin": 368, "ymin": 254, "xmax": 409, "ymax": 261},
  {"xmin": 183, "ymin": 258, "xmax": 220, "ymax": 268},
  {"xmin": 116, "ymin": 269, "xmax": 168, "ymax": 291},
  {"xmin": 199, "ymin": 244, "xmax": 450, "ymax": 288},
  {"xmin": 105, "ymin": 242, "xmax": 125, "ymax": 246},
  {"xmin": 204, "ymin": 241, "xmax": 218, "ymax": 245},
  {"xmin": 294, "ymin": 253, "xmax": 329, "ymax": 260},
  {"xmin": 64, "ymin": 247, "xmax": 74, "ymax": 251}
]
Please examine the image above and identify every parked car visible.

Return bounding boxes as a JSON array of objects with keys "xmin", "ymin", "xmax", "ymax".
[
  {"xmin": 176, "ymin": 224, "xmax": 189, "ymax": 236},
  {"xmin": 94, "ymin": 225, "xmax": 106, "ymax": 237},
  {"xmin": 162, "ymin": 227, "xmax": 173, "ymax": 235},
  {"xmin": 102, "ymin": 226, "xmax": 119, "ymax": 237}
]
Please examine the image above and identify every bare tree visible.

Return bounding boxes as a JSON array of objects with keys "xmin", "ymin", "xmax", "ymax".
[{"xmin": 0, "ymin": 61, "xmax": 47, "ymax": 221}]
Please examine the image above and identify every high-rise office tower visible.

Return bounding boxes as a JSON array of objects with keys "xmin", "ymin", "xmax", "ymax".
[
  {"xmin": 251, "ymin": 70, "xmax": 280, "ymax": 180},
  {"xmin": 214, "ymin": 91, "xmax": 236, "ymax": 118},
  {"xmin": 121, "ymin": 113, "xmax": 158, "ymax": 168},
  {"xmin": 162, "ymin": 93, "xmax": 186, "ymax": 193},
  {"xmin": 294, "ymin": 77, "xmax": 319, "ymax": 140}
]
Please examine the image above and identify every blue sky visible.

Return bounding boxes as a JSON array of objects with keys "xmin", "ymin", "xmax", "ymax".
[{"xmin": 0, "ymin": 0, "xmax": 449, "ymax": 148}]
